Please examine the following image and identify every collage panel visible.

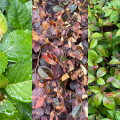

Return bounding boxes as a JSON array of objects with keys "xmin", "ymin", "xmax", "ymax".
[
  {"xmin": 32, "ymin": 0, "xmax": 88, "ymax": 120},
  {"xmin": 0, "ymin": 0, "xmax": 32, "ymax": 119},
  {"xmin": 88, "ymin": 0, "xmax": 120, "ymax": 119}
]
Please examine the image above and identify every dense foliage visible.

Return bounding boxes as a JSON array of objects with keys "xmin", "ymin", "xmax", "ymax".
[
  {"xmin": 0, "ymin": 0, "xmax": 32, "ymax": 119},
  {"xmin": 32, "ymin": 0, "xmax": 88, "ymax": 119},
  {"xmin": 88, "ymin": 0, "xmax": 120, "ymax": 119}
]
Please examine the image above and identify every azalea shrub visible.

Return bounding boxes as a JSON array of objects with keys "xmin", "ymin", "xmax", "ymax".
[
  {"xmin": 88, "ymin": 0, "xmax": 120, "ymax": 119},
  {"xmin": 0, "ymin": 0, "xmax": 32, "ymax": 119},
  {"xmin": 32, "ymin": 0, "xmax": 88, "ymax": 119}
]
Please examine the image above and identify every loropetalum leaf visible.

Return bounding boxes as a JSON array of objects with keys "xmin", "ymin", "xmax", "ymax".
[
  {"xmin": 103, "ymin": 96, "xmax": 115, "ymax": 110},
  {"xmin": 0, "ymin": 75, "xmax": 8, "ymax": 89},
  {"xmin": 90, "ymin": 86, "xmax": 101, "ymax": 93},
  {"xmin": 0, "ymin": 10, "xmax": 7, "ymax": 40},
  {"xmin": 109, "ymin": 59, "xmax": 120, "ymax": 64},
  {"xmin": 88, "ymin": 74, "xmax": 95, "ymax": 84},
  {"xmin": 0, "ymin": 30, "xmax": 32, "ymax": 62},
  {"xmin": 116, "ymin": 29, "xmax": 120, "ymax": 36},
  {"xmin": 0, "ymin": 52, "xmax": 8, "ymax": 74},
  {"xmin": 7, "ymin": 0, "xmax": 31, "ymax": 29},
  {"xmin": 38, "ymin": 66, "xmax": 53, "ymax": 80},
  {"xmin": 5, "ymin": 58, "xmax": 32, "ymax": 103},
  {"xmin": 97, "ymin": 67, "xmax": 106, "ymax": 78},
  {"xmin": 97, "ymin": 78, "xmax": 105, "ymax": 85},
  {"xmin": 111, "ymin": 79, "xmax": 120, "ymax": 88},
  {"xmin": 42, "ymin": 52, "xmax": 58, "ymax": 65},
  {"xmin": 114, "ymin": 92, "xmax": 120, "ymax": 105}
]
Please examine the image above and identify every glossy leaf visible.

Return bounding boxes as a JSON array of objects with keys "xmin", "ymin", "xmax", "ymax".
[
  {"xmin": 91, "ymin": 33, "xmax": 103, "ymax": 39},
  {"xmin": 0, "ymin": 30, "xmax": 32, "ymax": 62},
  {"xmin": 109, "ymin": 59, "xmax": 120, "ymax": 64},
  {"xmin": 111, "ymin": 79, "xmax": 120, "ymax": 88},
  {"xmin": 88, "ymin": 74, "xmax": 95, "ymax": 84},
  {"xmin": 90, "ymin": 39, "xmax": 98, "ymax": 48},
  {"xmin": 97, "ymin": 78, "xmax": 105, "ymax": 85},
  {"xmin": 5, "ymin": 58, "xmax": 32, "ymax": 103}
]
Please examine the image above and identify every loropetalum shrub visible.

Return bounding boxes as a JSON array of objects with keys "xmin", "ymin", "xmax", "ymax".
[
  {"xmin": 88, "ymin": 0, "xmax": 120, "ymax": 119},
  {"xmin": 0, "ymin": 0, "xmax": 32, "ymax": 119}
]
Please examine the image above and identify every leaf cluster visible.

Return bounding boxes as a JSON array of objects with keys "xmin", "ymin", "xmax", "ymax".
[
  {"xmin": 88, "ymin": 0, "xmax": 120, "ymax": 119},
  {"xmin": 0, "ymin": 0, "xmax": 32, "ymax": 119}
]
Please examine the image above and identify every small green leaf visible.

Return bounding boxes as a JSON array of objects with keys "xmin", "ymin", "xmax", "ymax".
[
  {"xmin": 90, "ymin": 86, "xmax": 101, "ymax": 93},
  {"xmin": 5, "ymin": 58, "xmax": 32, "ymax": 103},
  {"xmin": 94, "ymin": 55, "xmax": 103, "ymax": 63},
  {"xmin": 109, "ymin": 59, "xmax": 120, "ymax": 64},
  {"xmin": 111, "ymin": 79, "xmax": 120, "ymax": 88},
  {"xmin": 88, "ymin": 50, "xmax": 98, "ymax": 59},
  {"xmin": 88, "ymin": 57, "xmax": 93, "ymax": 66},
  {"xmin": 94, "ymin": 92, "xmax": 103, "ymax": 106},
  {"xmin": 90, "ymin": 39, "xmax": 98, "ymax": 48},
  {"xmin": 0, "ymin": 52, "xmax": 8, "ymax": 74},
  {"xmin": 103, "ymin": 96, "xmax": 115, "ymax": 110},
  {"xmin": 97, "ymin": 78, "xmax": 105, "ymax": 85},
  {"xmin": 105, "ymin": 9, "xmax": 112, "ymax": 17},
  {"xmin": 96, "ymin": 45, "xmax": 109, "ymax": 57},
  {"xmin": 97, "ymin": 67, "xmax": 106, "ymax": 78},
  {"xmin": 91, "ymin": 33, "xmax": 103, "ymax": 39},
  {"xmin": 116, "ymin": 29, "xmax": 120, "ymax": 36},
  {"xmin": 88, "ymin": 74, "xmax": 95, "ymax": 84}
]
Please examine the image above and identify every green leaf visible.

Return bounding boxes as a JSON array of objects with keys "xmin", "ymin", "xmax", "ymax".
[
  {"xmin": 94, "ymin": 92, "xmax": 103, "ymax": 106},
  {"xmin": 88, "ymin": 57, "xmax": 93, "ymax": 66},
  {"xmin": 94, "ymin": 55, "xmax": 103, "ymax": 63},
  {"xmin": 97, "ymin": 78, "xmax": 105, "ymax": 85},
  {"xmin": 103, "ymin": 96, "xmax": 115, "ymax": 110},
  {"xmin": 88, "ymin": 50, "xmax": 98, "ymax": 59},
  {"xmin": 88, "ymin": 74, "xmax": 95, "ymax": 84},
  {"xmin": 5, "ymin": 58, "xmax": 32, "ymax": 103},
  {"xmin": 90, "ymin": 39, "xmax": 98, "ymax": 48},
  {"xmin": 91, "ymin": 33, "xmax": 103, "ymax": 39},
  {"xmin": 105, "ymin": 92, "xmax": 117, "ymax": 97},
  {"xmin": 0, "ymin": 100, "xmax": 19, "ymax": 119},
  {"xmin": 116, "ymin": 29, "xmax": 120, "ymax": 36},
  {"xmin": 114, "ymin": 92, "xmax": 120, "ymax": 105},
  {"xmin": 0, "ymin": 0, "xmax": 9, "ymax": 10},
  {"xmin": 0, "ymin": 30, "xmax": 32, "ymax": 62},
  {"xmin": 103, "ymin": 19, "xmax": 112, "ymax": 26},
  {"xmin": 111, "ymin": 79, "xmax": 120, "ymax": 88},
  {"xmin": 0, "ymin": 10, "xmax": 7, "ymax": 40},
  {"xmin": 0, "ymin": 75, "xmax": 8, "ymax": 88},
  {"xmin": 53, "ymin": 5, "xmax": 64, "ymax": 12},
  {"xmin": 116, "ymin": 112, "xmax": 120, "ymax": 120},
  {"xmin": 110, "ymin": 10, "xmax": 119, "ymax": 23},
  {"xmin": 109, "ymin": 59, "xmax": 120, "ymax": 64},
  {"xmin": 97, "ymin": 67, "xmax": 106, "ymax": 78},
  {"xmin": 107, "ymin": 110, "xmax": 115, "ymax": 120},
  {"xmin": 90, "ymin": 86, "xmax": 101, "ymax": 93},
  {"xmin": 105, "ymin": 9, "xmax": 112, "ymax": 17},
  {"xmin": 96, "ymin": 45, "xmax": 109, "ymax": 57},
  {"xmin": 0, "ymin": 52, "xmax": 8, "ymax": 74},
  {"xmin": 69, "ymin": 4, "xmax": 77, "ymax": 13},
  {"xmin": 7, "ymin": 1, "xmax": 31, "ymax": 29}
]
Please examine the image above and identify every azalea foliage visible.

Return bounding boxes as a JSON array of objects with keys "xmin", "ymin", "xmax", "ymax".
[
  {"xmin": 88, "ymin": 0, "xmax": 120, "ymax": 119},
  {"xmin": 32, "ymin": 0, "xmax": 88, "ymax": 119}
]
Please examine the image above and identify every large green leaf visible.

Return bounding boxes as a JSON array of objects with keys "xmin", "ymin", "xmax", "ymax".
[
  {"xmin": 7, "ymin": 1, "xmax": 31, "ymax": 29},
  {"xmin": 103, "ymin": 96, "xmax": 115, "ymax": 110},
  {"xmin": 0, "ymin": 0, "xmax": 9, "ymax": 10},
  {"xmin": 0, "ymin": 52, "xmax": 8, "ymax": 74},
  {"xmin": 0, "ymin": 30, "xmax": 32, "ymax": 62},
  {"xmin": 5, "ymin": 58, "xmax": 32, "ymax": 103},
  {"xmin": 0, "ymin": 100, "xmax": 19, "ymax": 120}
]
